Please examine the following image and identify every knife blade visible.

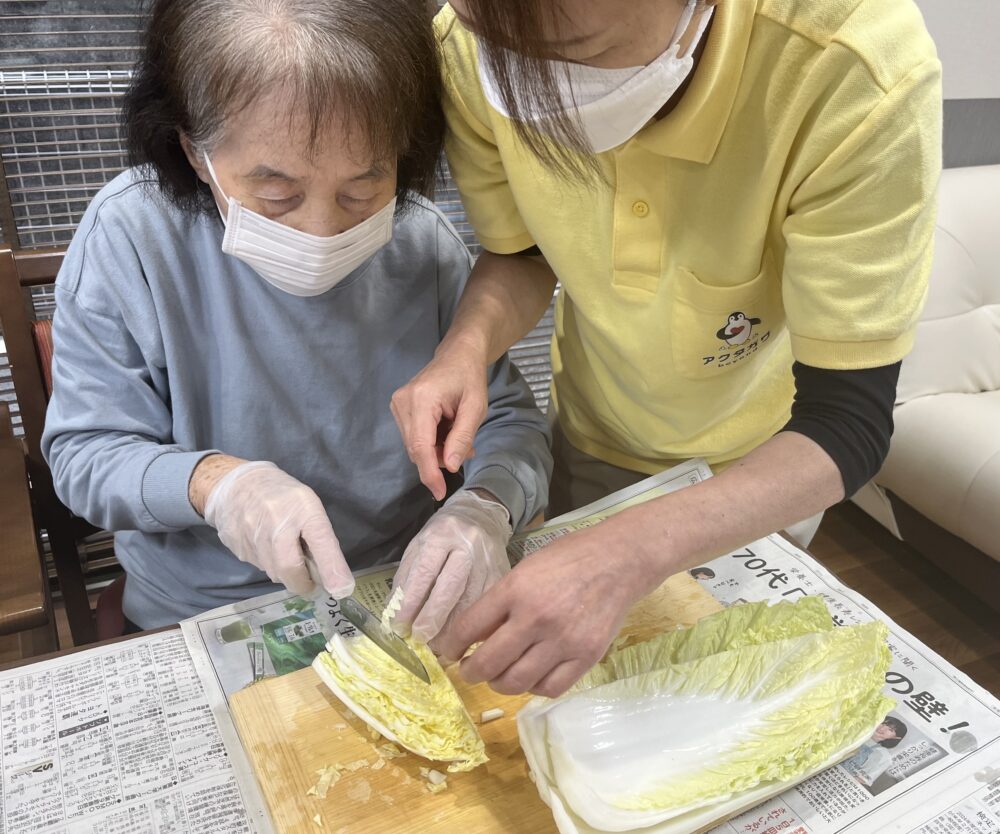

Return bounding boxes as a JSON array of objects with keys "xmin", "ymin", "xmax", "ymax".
[
  {"xmin": 337, "ymin": 596, "xmax": 431, "ymax": 685},
  {"xmin": 303, "ymin": 547, "xmax": 431, "ymax": 685}
]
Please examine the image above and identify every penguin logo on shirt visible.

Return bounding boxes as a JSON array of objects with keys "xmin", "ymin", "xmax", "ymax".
[{"xmin": 716, "ymin": 311, "xmax": 761, "ymax": 346}]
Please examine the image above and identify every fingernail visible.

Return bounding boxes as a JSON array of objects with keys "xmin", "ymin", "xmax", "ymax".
[
  {"xmin": 331, "ymin": 581, "xmax": 355, "ymax": 598},
  {"xmin": 447, "ymin": 455, "xmax": 462, "ymax": 471}
]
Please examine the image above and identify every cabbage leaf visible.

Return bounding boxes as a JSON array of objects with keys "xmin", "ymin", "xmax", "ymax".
[{"xmin": 573, "ymin": 597, "xmax": 834, "ymax": 692}]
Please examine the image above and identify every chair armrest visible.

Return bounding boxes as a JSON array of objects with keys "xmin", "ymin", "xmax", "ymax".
[{"xmin": 0, "ymin": 435, "xmax": 49, "ymax": 634}]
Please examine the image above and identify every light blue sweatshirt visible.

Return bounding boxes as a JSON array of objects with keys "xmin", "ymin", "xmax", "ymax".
[{"xmin": 42, "ymin": 169, "xmax": 551, "ymax": 627}]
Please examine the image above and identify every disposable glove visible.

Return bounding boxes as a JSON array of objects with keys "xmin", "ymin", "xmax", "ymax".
[
  {"xmin": 204, "ymin": 461, "xmax": 355, "ymax": 598},
  {"xmin": 390, "ymin": 489, "xmax": 513, "ymax": 645}
]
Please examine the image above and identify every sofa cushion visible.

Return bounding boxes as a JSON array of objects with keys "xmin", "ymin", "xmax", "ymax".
[
  {"xmin": 896, "ymin": 165, "xmax": 1000, "ymax": 403},
  {"xmin": 877, "ymin": 389, "xmax": 1000, "ymax": 562}
]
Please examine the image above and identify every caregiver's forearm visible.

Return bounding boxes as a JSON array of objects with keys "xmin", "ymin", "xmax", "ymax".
[
  {"xmin": 442, "ymin": 251, "xmax": 558, "ymax": 365},
  {"xmin": 610, "ymin": 431, "xmax": 845, "ymax": 595}
]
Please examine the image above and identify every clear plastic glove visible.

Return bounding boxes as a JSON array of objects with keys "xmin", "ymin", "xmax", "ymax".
[
  {"xmin": 390, "ymin": 489, "xmax": 513, "ymax": 645},
  {"xmin": 203, "ymin": 461, "xmax": 355, "ymax": 598}
]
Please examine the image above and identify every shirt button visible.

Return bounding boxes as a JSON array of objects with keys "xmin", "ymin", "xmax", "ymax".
[{"xmin": 632, "ymin": 200, "xmax": 650, "ymax": 218}]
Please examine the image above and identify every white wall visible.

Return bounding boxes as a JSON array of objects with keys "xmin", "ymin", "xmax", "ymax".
[{"xmin": 914, "ymin": 0, "xmax": 1000, "ymax": 100}]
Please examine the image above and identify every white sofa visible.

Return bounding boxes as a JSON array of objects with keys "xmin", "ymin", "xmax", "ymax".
[{"xmin": 852, "ymin": 164, "xmax": 1000, "ymax": 605}]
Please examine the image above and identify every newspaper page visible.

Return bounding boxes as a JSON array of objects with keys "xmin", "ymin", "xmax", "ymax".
[
  {"xmin": 0, "ymin": 630, "xmax": 272, "ymax": 834},
  {"xmin": 510, "ymin": 464, "xmax": 1000, "ymax": 834}
]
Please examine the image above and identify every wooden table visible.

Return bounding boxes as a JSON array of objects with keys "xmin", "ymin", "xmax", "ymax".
[{"xmin": 0, "ymin": 624, "xmax": 177, "ymax": 672}]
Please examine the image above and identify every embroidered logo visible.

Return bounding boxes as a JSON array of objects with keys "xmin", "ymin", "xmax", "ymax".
[{"xmin": 703, "ymin": 311, "xmax": 770, "ymax": 369}]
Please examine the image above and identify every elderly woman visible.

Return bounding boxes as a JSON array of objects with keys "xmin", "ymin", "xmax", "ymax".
[{"xmin": 41, "ymin": 0, "xmax": 550, "ymax": 634}]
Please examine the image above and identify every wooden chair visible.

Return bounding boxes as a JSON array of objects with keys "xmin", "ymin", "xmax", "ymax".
[
  {"xmin": 0, "ymin": 400, "xmax": 58, "ymax": 656},
  {"xmin": 0, "ymin": 246, "xmax": 100, "ymax": 645}
]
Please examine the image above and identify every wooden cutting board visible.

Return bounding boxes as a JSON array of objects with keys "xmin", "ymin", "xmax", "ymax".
[{"xmin": 229, "ymin": 573, "xmax": 721, "ymax": 834}]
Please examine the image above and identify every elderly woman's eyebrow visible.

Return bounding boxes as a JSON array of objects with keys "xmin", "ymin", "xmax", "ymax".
[
  {"xmin": 242, "ymin": 165, "xmax": 387, "ymax": 183},
  {"xmin": 350, "ymin": 165, "xmax": 389, "ymax": 181},
  {"xmin": 244, "ymin": 165, "xmax": 299, "ymax": 182}
]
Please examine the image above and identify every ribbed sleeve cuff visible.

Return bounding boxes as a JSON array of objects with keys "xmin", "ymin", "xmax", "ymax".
[
  {"xmin": 463, "ymin": 464, "xmax": 528, "ymax": 531},
  {"xmin": 790, "ymin": 331, "xmax": 916, "ymax": 370},
  {"xmin": 141, "ymin": 449, "xmax": 220, "ymax": 530}
]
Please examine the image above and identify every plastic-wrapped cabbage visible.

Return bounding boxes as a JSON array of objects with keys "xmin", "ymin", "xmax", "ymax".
[
  {"xmin": 313, "ymin": 632, "xmax": 486, "ymax": 772},
  {"xmin": 518, "ymin": 598, "xmax": 894, "ymax": 833}
]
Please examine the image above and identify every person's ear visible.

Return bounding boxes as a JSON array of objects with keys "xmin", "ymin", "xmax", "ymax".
[{"xmin": 180, "ymin": 131, "xmax": 209, "ymax": 184}]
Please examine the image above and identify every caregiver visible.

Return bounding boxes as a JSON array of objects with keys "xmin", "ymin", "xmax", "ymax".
[{"xmin": 390, "ymin": 0, "xmax": 942, "ymax": 695}]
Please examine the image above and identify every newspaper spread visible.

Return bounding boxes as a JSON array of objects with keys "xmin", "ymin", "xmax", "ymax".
[
  {"xmin": 179, "ymin": 457, "xmax": 1000, "ymax": 834},
  {"xmin": 510, "ymin": 466, "xmax": 1000, "ymax": 834},
  {"xmin": 0, "ymin": 630, "xmax": 272, "ymax": 834}
]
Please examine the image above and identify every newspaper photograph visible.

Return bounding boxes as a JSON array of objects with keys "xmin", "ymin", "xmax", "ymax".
[
  {"xmin": 0, "ymin": 630, "xmax": 272, "ymax": 834},
  {"xmin": 180, "ymin": 564, "xmax": 397, "ymax": 700}
]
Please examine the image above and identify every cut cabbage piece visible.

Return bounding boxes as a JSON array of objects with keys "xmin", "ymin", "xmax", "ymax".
[
  {"xmin": 518, "ymin": 600, "xmax": 894, "ymax": 833},
  {"xmin": 313, "ymin": 631, "xmax": 486, "ymax": 772}
]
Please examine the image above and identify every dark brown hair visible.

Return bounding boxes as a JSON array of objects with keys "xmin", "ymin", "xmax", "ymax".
[
  {"xmin": 466, "ymin": 0, "xmax": 596, "ymax": 178},
  {"xmin": 463, "ymin": 0, "xmax": 707, "ymax": 178},
  {"xmin": 878, "ymin": 716, "xmax": 908, "ymax": 749},
  {"xmin": 123, "ymin": 0, "xmax": 444, "ymax": 214}
]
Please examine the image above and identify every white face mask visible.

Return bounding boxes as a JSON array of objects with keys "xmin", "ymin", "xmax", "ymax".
[
  {"xmin": 203, "ymin": 155, "xmax": 395, "ymax": 297},
  {"xmin": 479, "ymin": 1, "xmax": 714, "ymax": 153}
]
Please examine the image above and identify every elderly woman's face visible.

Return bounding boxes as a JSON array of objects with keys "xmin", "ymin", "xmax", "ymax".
[{"xmin": 185, "ymin": 91, "xmax": 397, "ymax": 238}]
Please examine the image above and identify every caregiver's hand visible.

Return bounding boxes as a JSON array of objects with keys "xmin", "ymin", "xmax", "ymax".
[
  {"xmin": 435, "ymin": 519, "xmax": 657, "ymax": 699},
  {"xmin": 390, "ymin": 489, "xmax": 512, "ymax": 648},
  {"xmin": 391, "ymin": 338, "xmax": 487, "ymax": 501},
  {"xmin": 199, "ymin": 458, "xmax": 355, "ymax": 598}
]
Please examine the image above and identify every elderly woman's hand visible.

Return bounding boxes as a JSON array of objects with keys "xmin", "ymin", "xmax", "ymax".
[
  {"xmin": 389, "ymin": 488, "xmax": 512, "ymax": 648},
  {"xmin": 200, "ymin": 458, "xmax": 355, "ymax": 598}
]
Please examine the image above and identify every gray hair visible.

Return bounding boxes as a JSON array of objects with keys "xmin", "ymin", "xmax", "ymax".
[{"xmin": 124, "ymin": 0, "xmax": 443, "ymax": 212}]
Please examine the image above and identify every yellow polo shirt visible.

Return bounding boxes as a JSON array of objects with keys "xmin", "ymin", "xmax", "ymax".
[{"xmin": 435, "ymin": 0, "xmax": 941, "ymax": 473}]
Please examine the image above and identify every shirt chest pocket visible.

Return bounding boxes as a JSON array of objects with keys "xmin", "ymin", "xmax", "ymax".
[{"xmin": 670, "ymin": 253, "xmax": 785, "ymax": 380}]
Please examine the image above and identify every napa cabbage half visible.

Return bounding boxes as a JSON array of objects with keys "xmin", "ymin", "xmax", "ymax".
[
  {"xmin": 313, "ymin": 632, "xmax": 487, "ymax": 772},
  {"xmin": 518, "ymin": 598, "xmax": 893, "ymax": 832}
]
